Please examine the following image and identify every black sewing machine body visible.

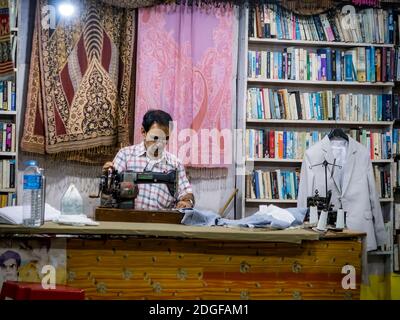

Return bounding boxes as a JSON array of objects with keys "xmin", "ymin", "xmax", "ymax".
[
  {"xmin": 306, "ymin": 189, "xmax": 347, "ymax": 228},
  {"xmin": 98, "ymin": 169, "xmax": 178, "ymax": 209}
]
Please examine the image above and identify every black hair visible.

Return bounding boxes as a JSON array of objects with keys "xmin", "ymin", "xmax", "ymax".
[
  {"xmin": 0, "ymin": 250, "xmax": 21, "ymax": 268},
  {"xmin": 142, "ymin": 109, "xmax": 173, "ymax": 132}
]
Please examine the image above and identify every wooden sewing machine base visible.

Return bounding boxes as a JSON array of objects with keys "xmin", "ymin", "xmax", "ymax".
[{"xmin": 94, "ymin": 207, "xmax": 184, "ymax": 224}]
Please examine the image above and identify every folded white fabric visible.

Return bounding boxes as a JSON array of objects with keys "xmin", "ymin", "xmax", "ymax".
[
  {"xmin": 0, "ymin": 203, "xmax": 61, "ymax": 225},
  {"xmin": 258, "ymin": 204, "xmax": 296, "ymax": 224},
  {"xmin": 53, "ymin": 214, "xmax": 99, "ymax": 226}
]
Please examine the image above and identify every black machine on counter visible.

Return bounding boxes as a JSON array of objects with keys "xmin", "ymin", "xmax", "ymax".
[
  {"xmin": 307, "ymin": 189, "xmax": 338, "ymax": 226},
  {"xmin": 91, "ymin": 168, "xmax": 178, "ymax": 209},
  {"xmin": 306, "ymin": 159, "xmax": 342, "ymax": 226}
]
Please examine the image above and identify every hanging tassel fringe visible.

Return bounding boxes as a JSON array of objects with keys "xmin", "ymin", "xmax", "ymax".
[{"xmin": 187, "ymin": 167, "xmax": 229, "ymax": 180}]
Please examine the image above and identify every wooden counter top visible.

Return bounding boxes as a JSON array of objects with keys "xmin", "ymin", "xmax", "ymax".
[{"xmin": 0, "ymin": 222, "xmax": 365, "ymax": 243}]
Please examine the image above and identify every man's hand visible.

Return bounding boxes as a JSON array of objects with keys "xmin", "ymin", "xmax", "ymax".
[
  {"xmin": 176, "ymin": 200, "xmax": 192, "ymax": 209},
  {"xmin": 176, "ymin": 193, "xmax": 194, "ymax": 209},
  {"xmin": 103, "ymin": 161, "xmax": 114, "ymax": 173}
]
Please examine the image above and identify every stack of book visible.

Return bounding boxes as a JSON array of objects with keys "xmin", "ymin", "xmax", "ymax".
[
  {"xmin": 246, "ymin": 129, "xmax": 324, "ymax": 160},
  {"xmin": 0, "ymin": 81, "xmax": 16, "ymax": 111},
  {"xmin": 392, "ymin": 94, "xmax": 400, "ymax": 120},
  {"xmin": 0, "ymin": 193, "xmax": 16, "ymax": 208},
  {"xmin": 246, "ymin": 169, "xmax": 300, "ymax": 200},
  {"xmin": 0, "ymin": 159, "xmax": 16, "ymax": 189},
  {"xmin": 0, "ymin": 122, "xmax": 16, "ymax": 152},
  {"xmin": 393, "ymin": 160, "xmax": 400, "ymax": 188},
  {"xmin": 248, "ymin": 47, "xmax": 395, "ymax": 82},
  {"xmin": 247, "ymin": 129, "xmax": 392, "ymax": 160},
  {"xmin": 247, "ymin": 88, "xmax": 393, "ymax": 121},
  {"xmin": 392, "ymin": 129, "xmax": 400, "ymax": 155},
  {"xmin": 249, "ymin": 4, "xmax": 395, "ymax": 44},
  {"xmin": 373, "ymin": 165, "xmax": 392, "ymax": 199}
]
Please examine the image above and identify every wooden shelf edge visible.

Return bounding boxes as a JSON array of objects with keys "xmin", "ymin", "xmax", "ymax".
[
  {"xmin": 246, "ymin": 119, "xmax": 393, "ymax": 126},
  {"xmin": 247, "ymin": 78, "xmax": 394, "ymax": 87},
  {"xmin": 248, "ymin": 37, "xmax": 395, "ymax": 48},
  {"xmin": 246, "ymin": 198, "xmax": 392, "ymax": 203}
]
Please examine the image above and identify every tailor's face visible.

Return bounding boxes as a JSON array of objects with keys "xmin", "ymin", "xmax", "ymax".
[
  {"xmin": 0, "ymin": 258, "xmax": 18, "ymax": 281},
  {"xmin": 142, "ymin": 123, "xmax": 170, "ymax": 160}
]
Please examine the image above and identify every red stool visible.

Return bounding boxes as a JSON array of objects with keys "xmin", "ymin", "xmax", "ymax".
[{"xmin": 0, "ymin": 281, "xmax": 85, "ymax": 300}]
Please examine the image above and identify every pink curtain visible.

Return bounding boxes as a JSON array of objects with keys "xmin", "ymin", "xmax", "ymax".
[{"xmin": 135, "ymin": 5, "xmax": 236, "ymax": 168}]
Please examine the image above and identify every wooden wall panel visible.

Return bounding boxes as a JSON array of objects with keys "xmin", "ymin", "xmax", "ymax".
[{"xmin": 66, "ymin": 237, "xmax": 362, "ymax": 300}]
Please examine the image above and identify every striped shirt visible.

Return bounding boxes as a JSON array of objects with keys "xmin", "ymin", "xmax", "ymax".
[{"xmin": 113, "ymin": 142, "xmax": 192, "ymax": 210}]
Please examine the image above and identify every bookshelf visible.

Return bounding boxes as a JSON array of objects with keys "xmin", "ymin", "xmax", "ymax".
[
  {"xmin": 235, "ymin": 4, "xmax": 396, "ymax": 268},
  {"xmin": 0, "ymin": 0, "xmax": 18, "ymax": 208}
]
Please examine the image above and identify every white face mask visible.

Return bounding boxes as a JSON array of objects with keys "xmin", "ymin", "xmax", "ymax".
[{"xmin": 145, "ymin": 128, "xmax": 168, "ymax": 161}]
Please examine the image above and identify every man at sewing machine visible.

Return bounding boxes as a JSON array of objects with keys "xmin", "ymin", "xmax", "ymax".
[{"xmin": 103, "ymin": 109, "xmax": 195, "ymax": 210}]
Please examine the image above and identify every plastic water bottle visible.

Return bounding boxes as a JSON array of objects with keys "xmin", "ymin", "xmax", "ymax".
[{"xmin": 22, "ymin": 160, "xmax": 43, "ymax": 227}]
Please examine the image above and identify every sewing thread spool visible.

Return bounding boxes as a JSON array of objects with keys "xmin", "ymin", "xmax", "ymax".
[
  {"xmin": 317, "ymin": 210, "xmax": 328, "ymax": 231},
  {"xmin": 309, "ymin": 206, "xmax": 318, "ymax": 225},
  {"xmin": 336, "ymin": 208, "xmax": 345, "ymax": 229}
]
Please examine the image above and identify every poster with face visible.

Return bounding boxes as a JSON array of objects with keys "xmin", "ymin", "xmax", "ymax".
[{"xmin": 0, "ymin": 238, "xmax": 66, "ymax": 291}]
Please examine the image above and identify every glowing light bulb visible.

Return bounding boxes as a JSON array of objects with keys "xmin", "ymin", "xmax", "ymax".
[{"xmin": 58, "ymin": 3, "xmax": 75, "ymax": 17}]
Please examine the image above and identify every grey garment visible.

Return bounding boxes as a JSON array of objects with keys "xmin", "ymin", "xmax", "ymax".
[
  {"xmin": 180, "ymin": 208, "xmax": 219, "ymax": 227},
  {"xmin": 286, "ymin": 207, "xmax": 308, "ymax": 226},
  {"xmin": 297, "ymin": 135, "xmax": 386, "ymax": 251},
  {"xmin": 180, "ymin": 207, "xmax": 307, "ymax": 230}
]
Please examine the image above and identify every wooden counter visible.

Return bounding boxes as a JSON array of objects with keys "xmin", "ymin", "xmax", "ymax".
[{"xmin": 0, "ymin": 223, "xmax": 365, "ymax": 300}]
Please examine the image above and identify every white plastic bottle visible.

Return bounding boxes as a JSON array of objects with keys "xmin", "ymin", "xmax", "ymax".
[{"xmin": 22, "ymin": 160, "xmax": 43, "ymax": 227}]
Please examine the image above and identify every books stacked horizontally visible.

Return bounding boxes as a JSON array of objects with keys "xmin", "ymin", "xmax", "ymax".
[
  {"xmin": 247, "ymin": 89, "xmax": 393, "ymax": 121},
  {"xmin": 246, "ymin": 129, "xmax": 392, "ymax": 160},
  {"xmin": 373, "ymin": 165, "xmax": 392, "ymax": 199},
  {"xmin": 246, "ymin": 169, "xmax": 300, "ymax": 200},
  {"xmin": 248, "ymin": 47, "xmax": 395, "ymax": 82},
  {"xmin": 249, "ymin": 4, "xmax": 395, "ymax": 44}
]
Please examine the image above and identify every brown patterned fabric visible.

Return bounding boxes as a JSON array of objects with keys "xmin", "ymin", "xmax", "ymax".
[
  {"xmin": 0, "ymin": 0, "xmax": 13, "ymax": 76},
  {"xmin": 99, "ymin": 0, "xmax": 164, "ymax": 8},
  {"xmin": 21, "ymin": 0, "xmax": 136, "ymax": 164}
]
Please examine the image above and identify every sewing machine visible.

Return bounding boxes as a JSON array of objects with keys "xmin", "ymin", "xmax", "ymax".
[
  {"xmin": 306, "ymin": 189, "xmax": 338, "ymax": 226},
  {"xmin": 92, "ymin": 168, "xmax": 178, "ymax": 209}
]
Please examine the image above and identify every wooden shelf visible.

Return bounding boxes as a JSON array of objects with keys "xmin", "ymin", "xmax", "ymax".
[
  {"xmin": 0, "ymin": 111, "xmax": 17, "ymax": 115},
  {"xmin": 379, "ymin": 198, "xmax": 394, "ymax": 202},
  {"xmin": 246, "ymin": 119, "xmax": 393, "ymax": 126},
  {"xmin": 246, "ymin": 199, "xmax": 297, "ymax": 204},
  {"xmin": 0, "ymin": 152, "xmax": 16, "ymax": 156},
  {"xmin": 248, "ymin": 38, "xmax": 395, "ymax": 48},
  {"xmin": 247, "ymin": 158, "xmax": 392, "ymax": 164},
  {"xmin": 246, "ymin": 198, "xmax": 392, "ymax": 203},
  {"xmin": 0, "ymin": 188, "xmax": 16, "ymax": 193},
  {"xmin": 247, "ymin": 78, "xmax": 395, "ymax": 87},
  {"xmin": 248, "ymin": 158, "xmax": 302, "ymax": 163},
  {"xmin": 368, "ymin": 250, "xmax": 392, "ymax": 255},
  {"xmin": 0, "ymin": 74, "xmax": 15, "ymax": 82}
]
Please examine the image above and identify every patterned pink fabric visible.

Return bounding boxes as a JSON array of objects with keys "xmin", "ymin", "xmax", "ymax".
[{"xmin": 135, "ymin": 5, "xmax": 236, "ymax": 168}]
